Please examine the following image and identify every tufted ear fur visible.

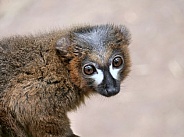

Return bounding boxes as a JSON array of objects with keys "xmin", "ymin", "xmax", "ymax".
[
  {"xmin": 55, "ymin": 36, "xmax": 73, "ymax": 60},
  {"xmin": 115, "ymin": 25, "xmax": 131, "ymax": 46},
  {"xmin": 56, "ymin": 35, "xmax": 90, "ymax": 63}
]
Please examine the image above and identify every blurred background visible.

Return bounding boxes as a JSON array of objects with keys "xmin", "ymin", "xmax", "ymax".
[{"xmin": 0, "ymin": 0, "xmax": 184, "ymax": 137}]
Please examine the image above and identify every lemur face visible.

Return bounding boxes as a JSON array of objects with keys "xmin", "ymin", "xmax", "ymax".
[
  {"xmin": 56, "ymin": 24, "xmax": 131, "ymax": 97},
  {"xmin": 81, "ymin": 52, "xmax": 125, "ymax": 97}
]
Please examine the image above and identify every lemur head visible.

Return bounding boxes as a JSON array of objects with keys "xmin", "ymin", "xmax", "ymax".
[{"xmin": 56, "ymin": 24, "xmax": 131, "ymax": 97}]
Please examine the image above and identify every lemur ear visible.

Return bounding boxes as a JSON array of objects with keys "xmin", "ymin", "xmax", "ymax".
[
  {"xmin": 56, "ymin": 35, "xmax": 85, "ymax": 60},
  {"xmin": 55, "ymin": 36, "xmax": 73, "ymax": 59},
  {"xmin": 115, "ymin": 25, "xmax": 131, "ymax": 46}
]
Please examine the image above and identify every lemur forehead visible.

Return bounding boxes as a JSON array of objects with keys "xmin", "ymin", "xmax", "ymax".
[
  {"xmin": 73, "ymin": 25, "xmax": 116, "ymax": 51},
  {"xmin": 88, "ymin": 50, "xmax": 113, "ymax": 66}
]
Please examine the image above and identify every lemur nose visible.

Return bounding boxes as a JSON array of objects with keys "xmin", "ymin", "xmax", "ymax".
[
  {"xmin": 102, "ymin": 69, "xmax": 120, "ymax": 97},
  {"xmin": 106, "ymin": 86, "xmax": 119, "ymax": 96}
]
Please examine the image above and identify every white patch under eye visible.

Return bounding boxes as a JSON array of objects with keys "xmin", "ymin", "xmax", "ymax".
[
  {"xmin": 91, "ymin": 69, "xmax": 104, "ymax": 85},
  {"xmin": 109, "ymin": 64, "xmax": 121, "ymax": 80}
]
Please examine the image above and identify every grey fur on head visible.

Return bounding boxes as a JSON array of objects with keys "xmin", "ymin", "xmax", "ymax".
[{"xmin": 55, "ymin": 24, "xmax": 131, "ymax": 58}]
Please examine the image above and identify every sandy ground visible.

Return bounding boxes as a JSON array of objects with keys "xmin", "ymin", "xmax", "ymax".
[{"xmin": 0, "ymin": 0, "xmax": 184, "ymax": 137}]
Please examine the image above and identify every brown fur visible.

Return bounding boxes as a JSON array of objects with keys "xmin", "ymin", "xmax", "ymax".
[{"xmin": 0, "ymin": 24, "xmax": 131, "ymax": 137}]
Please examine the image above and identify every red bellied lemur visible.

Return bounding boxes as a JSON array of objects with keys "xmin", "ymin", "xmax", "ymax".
[{"xmin": 0, "ymin": 24, "xmax": 131, "ymax": 137}]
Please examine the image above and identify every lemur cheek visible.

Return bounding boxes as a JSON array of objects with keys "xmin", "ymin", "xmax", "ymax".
[
  {"xmin": 90, "ymin": 69, "xmax": 104, "ymax": 86},
  {"xmin": 68, "ymin": 58, "xmax": 85, "ymax": 88}
]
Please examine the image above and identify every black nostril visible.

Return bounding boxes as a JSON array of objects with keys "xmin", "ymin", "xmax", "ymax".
[
  {"xmin": 106, "ymin": 86, "xmax": 119, "ymax": 96},
  {"xmin": 106, "ymin": 87, "xmax": 116, "ymax": 93}
]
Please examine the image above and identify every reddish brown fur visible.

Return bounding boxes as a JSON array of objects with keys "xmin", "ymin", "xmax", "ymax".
[
  {"xmin": 0, "ymin": 31, "xmax": 82, "ymax": 137},
  {"xmin": 0, "ymin": 24, "xmax": 131, "ymax": 137}
]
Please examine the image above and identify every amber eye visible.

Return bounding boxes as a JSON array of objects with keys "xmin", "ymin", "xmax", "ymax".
[
  {"xmin": 112, "ymin": 56, "xmax": 123, "ymax": 68},
  {"xmin": 83, "ymin": 65, "xmax": 96, "ymax": 75}
]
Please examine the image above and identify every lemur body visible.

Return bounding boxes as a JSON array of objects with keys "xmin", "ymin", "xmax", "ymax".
[{"xmin": 0, "ymin": 24, "xmax": 131, "ymax": 137}]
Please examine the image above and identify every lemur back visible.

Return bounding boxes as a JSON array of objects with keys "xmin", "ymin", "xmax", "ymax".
[{"xmin": 0, "ymin": 24, "xmax": 131, "ymax": 137}]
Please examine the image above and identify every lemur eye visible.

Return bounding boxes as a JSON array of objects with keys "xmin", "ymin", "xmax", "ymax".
[
  {"xmin": 83, "ymin": 65, "xmax": 96, "ymax": 75},
  {"xmin": 113, "ymin": 56, "xmax": 124, "ymax": 68}
]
